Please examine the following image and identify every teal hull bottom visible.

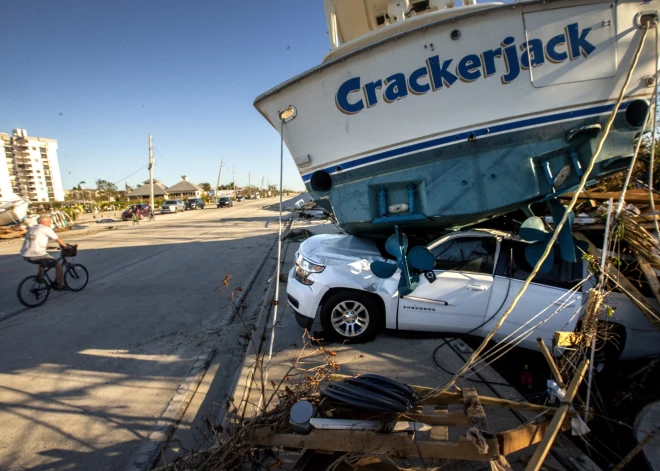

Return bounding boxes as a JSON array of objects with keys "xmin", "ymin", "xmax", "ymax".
[{"xmin": 305, "ymin": 102, "xmax": 642, "ymax": 237}]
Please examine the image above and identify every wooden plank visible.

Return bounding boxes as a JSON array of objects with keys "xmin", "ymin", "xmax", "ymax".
[
  {"xmin": 553, "ymin": 331, "xmax": 585, "ymax": 347},
  {"xmin": 562, "ymin": 190, "xmax": 660, "ymax": 204},
  {"xmin": 405, "ymin": 411, "xmax": 469, "ymax": 426},
  {"xmin": 574, "ymin": 232, "xmax": 660, "ymax": 331},
  {"xmin": 415, "ymin": 405, "xmax": 451, "ymax": 441},
  {"xmin": 524, "ymin": 359, "xmax": 589, "ymax": 471},
  {"xmin": 537, "ymin": 338, "xmax": 565, "ymax": 388},
  {"xmin": 497, "ymin": 420, "xmax": 572, "ymax": 456},
  {"xmin": 430, "ymin": 426, "xmax": 449, "ymax": 441},
  {"xmin": 327, "ymin": 374, "xmax": 581, "ymax": 417},
  {"xmin": 635, "ymin": 254, "xmax": 660, "ymax": 307},
  {"xmin": 309, "ymin": 418, "xmax": 431, "ymax": 432},
  {"xmin": 245, "ymin": 426, "xmax": 500, "ymax": 461},
  {"xmin": 538, "ymin": 337, "xmax": 586, "ymax": 407},
  {"xmin": 463, "ymin": 388, "xmax": 489, "ymax": 432}
]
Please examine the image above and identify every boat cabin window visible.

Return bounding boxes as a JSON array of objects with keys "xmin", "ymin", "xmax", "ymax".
[
  {"xmin": 432, "ymin": 236, "xmax": 496, "ymax": 274},
  {"xmin": 328, "ymin": 0, "xmax": 438, "ymax": 48},
  {"xmin": 495, "ymin": 240, "xmax": 583, "ymax": 290}
]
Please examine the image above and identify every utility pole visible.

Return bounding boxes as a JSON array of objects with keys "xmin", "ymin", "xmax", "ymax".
[
  {"xmin": 216, "ymin": 159, "xmax": 224, "ymax": 201},
  {"xmin": 248, "ymin": 172, "xmax": 251, "ymax": 198},
  {"xmin": 148, "ymin": 134, "xmax": 155, "ymax": 210},
  {"xmin": 232, "ymin": 167, "xmax": 236, "ymax": 197}
]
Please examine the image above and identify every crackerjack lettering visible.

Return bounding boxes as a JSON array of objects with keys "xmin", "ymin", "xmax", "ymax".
[{"xmin": 335, "ymin": 22, "xmax": 596, "ymax": 115}]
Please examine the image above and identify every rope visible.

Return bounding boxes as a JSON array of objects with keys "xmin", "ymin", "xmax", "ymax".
[
  {"xmin": 648, "ymin": 25, "xmax": 660, "ymax": 236},
  {"xmin": 454, "ymin": 278, "xmax": 589, "ymax": 383},
  {"xmin": 465, "ymin": 427, "xmax": 489, "ymax": 455},
  {"xmin": 425, "ymin": 23, "xmax": 652, "ymax": 399},
  {"xmin": 462, "ymin": 299, "xmax": 584, "ymax": 384},
  {"xmin": 617, "ymin": 95, "xmax": 652, "ymax": 214},
  {"xmin": 441, "ymin": 271, "xmax": 589, "ymax": 386}
]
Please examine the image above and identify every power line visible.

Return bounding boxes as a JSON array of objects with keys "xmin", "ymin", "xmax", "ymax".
[
  {"xmin": 113, "ymin": 164, "xmax": 148, "ymax": 185},
  {"xmin": 152, "ymin": 146, "xmax": 183, "ymax": 178}
]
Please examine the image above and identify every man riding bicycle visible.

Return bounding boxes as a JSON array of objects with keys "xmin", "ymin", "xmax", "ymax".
[{"xmin": 20, "ymin": 215, "xmax": 69, "ymax": 290}]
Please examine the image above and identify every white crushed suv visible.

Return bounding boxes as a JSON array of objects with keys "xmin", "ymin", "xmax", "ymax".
[{"xmin": 286, "ymin": 230, "xmax": 660, "ymax": 360}]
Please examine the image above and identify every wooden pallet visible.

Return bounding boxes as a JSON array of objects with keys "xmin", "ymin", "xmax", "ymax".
[{"xmin": 243, "ymin": 378, "xmax": 580, "ymax": 470}]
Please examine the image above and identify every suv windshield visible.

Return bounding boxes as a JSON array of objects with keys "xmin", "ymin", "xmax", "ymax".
[{"xmin": 165, "ymin": 200, "xmax": 177, "ymax": 204}]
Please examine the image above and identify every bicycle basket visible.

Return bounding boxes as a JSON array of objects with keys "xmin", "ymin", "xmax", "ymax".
[{"xmin": 62, "ymin": 244, "xmax": 78, "ymax": 257}]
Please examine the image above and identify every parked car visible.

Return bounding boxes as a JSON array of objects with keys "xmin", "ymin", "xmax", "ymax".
[
  {"xmin": 217, "ymin": 197, "xmax": 233, "ymax": 208},
  {"xmin": 121, "ymin": 204, "xmax": 152, "ymax": 221},
  {"xmin": 286, "ymin": 230, "xmax": 660, "ymax": 361},
  {"xmin": 160, "ymin": 199, "xmax": 185, "ymax": 213},
  {"xmin": 236, "ymin": 196, "xmax": 245, "ymax": 202},
  {"xmin": 185, "ymin": 198, "xmax": 205, "ymax": 210}
]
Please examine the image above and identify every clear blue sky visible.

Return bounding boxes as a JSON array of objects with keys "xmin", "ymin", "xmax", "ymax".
[{"xmin": 0, "ymin": 0, "xmax": 330, "ymax": 191}]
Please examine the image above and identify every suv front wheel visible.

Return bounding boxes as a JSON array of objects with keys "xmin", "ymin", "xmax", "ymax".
[{"xmin": 320, "ymin": 290, "xmax": 382, "ymax": 343}]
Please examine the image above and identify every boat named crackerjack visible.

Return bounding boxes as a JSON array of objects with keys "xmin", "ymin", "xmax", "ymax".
[{"xmin": 255, "ymin": 0, "xmax": 660, "ymax": 235}]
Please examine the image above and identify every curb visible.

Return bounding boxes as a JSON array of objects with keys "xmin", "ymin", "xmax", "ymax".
[
  {"xmin": 222, "ymin": 219, "xmax": 294, "ymax": 427},
  {"xmin": 223, "ymin": 244, "xmax": 284, "ymax": 427},
  {"xmin": 124, "ymin": 349, "xmax": 216, "ymax": 471}
]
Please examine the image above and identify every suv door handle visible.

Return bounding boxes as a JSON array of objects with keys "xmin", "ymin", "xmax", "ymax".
[
  {"xmin": 552, "ymin": 300, "xmax": 575, "ymax": 307},
  {"xmin": 466, "ymin": 285, "xmax": 488, "ymax": 291}
]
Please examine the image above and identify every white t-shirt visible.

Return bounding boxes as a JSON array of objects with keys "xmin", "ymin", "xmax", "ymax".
[{"xmin": 20, "ymin": 224, "xmax": 59, "ymax": 258}]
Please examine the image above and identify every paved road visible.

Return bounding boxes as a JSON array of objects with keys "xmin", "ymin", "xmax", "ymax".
[{"xmin": 0, "ymin": 197, "xmax": 294, "ymax": 471}]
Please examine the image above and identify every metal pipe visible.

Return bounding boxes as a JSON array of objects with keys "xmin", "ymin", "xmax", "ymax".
[{"xmin": 148, "ymin": 134, "xmax": 155, "ymax": 210}]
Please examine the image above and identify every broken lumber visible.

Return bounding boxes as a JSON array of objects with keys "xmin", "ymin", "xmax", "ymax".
[
  {"xmin": 244, "ymin": 426, "xmax": 500, "ymax": 461},
  {"xmin": 574, "ymin": 232, "xmax": 660, "ymax": 331},
  {"xmin": 553, "ymin": 331, "xmax": 585, "ymax": 347},
  {"xmin": 635, "ymin": 253, "xmax": 660, "ymax": 307},
  {"xmin": 562, "ymin": 190, "xmax": 660, "ymax": 204},
  {"xmin": 524, "ymin": 359, "xmax": 589, "ymax": 471},
  {"xmin": 497, "ymin": 419, "xmax": 573, "ymax": 456},
  {"xmin": 537, "ymin": 338, "xmax": 565, "ymax": 388}
]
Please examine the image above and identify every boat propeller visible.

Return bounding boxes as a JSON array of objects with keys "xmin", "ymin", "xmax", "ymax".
[
  {"xmin": 370, "ymin": 226, "xmax": 435, "ymax": 297},
  {"xmin": 519, "ymin": 199, "xmax": 579, "ymax": 272}
]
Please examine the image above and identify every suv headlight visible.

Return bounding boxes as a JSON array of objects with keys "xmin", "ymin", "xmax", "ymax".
[
  {"xmin": 294, "ymin": 252, "xmax": 325, "ymax": 285},
  {"xmin": 295, "ymin": 252, "xmax": 325, "ymax": 273}
]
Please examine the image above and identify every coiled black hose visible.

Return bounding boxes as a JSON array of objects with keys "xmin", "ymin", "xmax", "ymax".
[{"xmin": 321, "ymin": 374, "xmax": 418, "ymax": 413}]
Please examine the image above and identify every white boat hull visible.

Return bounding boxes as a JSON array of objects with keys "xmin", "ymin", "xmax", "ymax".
[
  {"xmin": 256, "ymin": 0, "xmax": 659, "ymax": 234},
  {"xmin": 0, "ymin": 197, "xmax": 30, "ymax": 226}
]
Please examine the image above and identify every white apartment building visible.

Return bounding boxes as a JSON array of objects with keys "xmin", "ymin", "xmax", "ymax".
[{"xmin": 1, "ymin": 129, "xmax": 65, "ymax": 202}]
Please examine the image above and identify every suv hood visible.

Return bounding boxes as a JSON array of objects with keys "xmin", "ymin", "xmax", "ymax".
[{"xmin": 299, "ymin": 234, "xmax": 383, "ymax": 267}]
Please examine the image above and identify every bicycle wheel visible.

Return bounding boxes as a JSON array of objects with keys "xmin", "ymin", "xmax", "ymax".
[
  {"xmin": 17, "ymin": 276, "xmax": 50, "ymax": 308},
  {"xmin": 64, "ymin": 264, "xmax": 89, "ymax": 291}
]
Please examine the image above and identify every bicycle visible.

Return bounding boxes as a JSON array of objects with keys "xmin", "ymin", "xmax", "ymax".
[
  {"xmin": 148, "ymin": 210, "xmax": 155, "ymax": 222},
  {"xmin": 17, "ymin": 244, "xmax": 89, "ymax": 308}
]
